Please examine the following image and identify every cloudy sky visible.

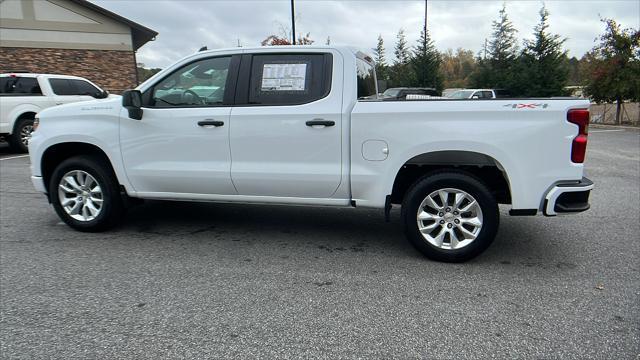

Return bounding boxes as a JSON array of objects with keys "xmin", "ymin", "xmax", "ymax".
[{"xmin": 91, "ymin": 0, "xmax": 639, "ymax": 69}]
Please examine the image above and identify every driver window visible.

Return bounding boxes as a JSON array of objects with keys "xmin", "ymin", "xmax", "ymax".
[{"xmin": 152, "ymin": 56, "xmax": 231, "ymax": 107}]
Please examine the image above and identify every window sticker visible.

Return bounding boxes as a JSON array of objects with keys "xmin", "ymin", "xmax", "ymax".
[{"xmin": 261, "ymin": 63, "xmax": 307, "ymax": 91}]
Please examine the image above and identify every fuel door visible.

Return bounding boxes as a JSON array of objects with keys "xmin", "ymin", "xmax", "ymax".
[{"xmin": 362, "ymin": 140, "xmax": 389, "ymax": 161}]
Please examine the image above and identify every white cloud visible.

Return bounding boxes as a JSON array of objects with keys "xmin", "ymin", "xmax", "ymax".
[{"xmin": 90, "ymin": 0, "xmax": 640, "ymax": 68}]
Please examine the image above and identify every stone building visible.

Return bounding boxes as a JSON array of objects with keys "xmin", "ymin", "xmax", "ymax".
[{"xmin": 0, "ymin": 0, "xmax": 157, "ymax": 93}]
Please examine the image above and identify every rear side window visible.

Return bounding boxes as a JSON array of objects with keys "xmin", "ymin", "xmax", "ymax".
[
  {"xmin": 71, "ymin": 80, "xmax": 100, "ymax": 96},
  {"xmin": 49, "ymin": 79, "xmax": 75, "ymax": 95},
  {"xmin": 50, "ymin": 78, "xmax": 101, "ymax": 96},
  {"xmin": 246, "ymin": 53, "xmax": 331, "ymax": 106},
  {"xmin": 494, "ymin": 89, "xmax": 511, "ymax": 98},
  {"xmin": 356, "ymin": 58, "xmax": 377, "ymax": 99},
  {"xmin": 0, "ymin": 77, "xmax": 42, "ymax": 96}
]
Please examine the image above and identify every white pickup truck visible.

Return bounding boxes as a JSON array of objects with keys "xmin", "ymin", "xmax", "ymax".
[
  {"xmin": 28, "ymin": 46, "xmax": 593, "ymax": 262},
  {"xmin": 447, "ymin": 89, "xmax": 510, "ymax": 99},
  {"xmin": 0, "ymin": 73, "xmax": 108, "ymax": 152}
]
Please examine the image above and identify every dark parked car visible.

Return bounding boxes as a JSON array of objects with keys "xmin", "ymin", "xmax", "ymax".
[{"xmin": 382, "ymin": 87, "xmax": 440, "ymax": 100}]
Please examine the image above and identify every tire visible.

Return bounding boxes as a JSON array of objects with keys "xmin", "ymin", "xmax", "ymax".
[
  {"xmin": 8, "ymin": 117, "xmax": 34, "ymax": 153},
  {"xmin": 49, "ymin": 156, "xmax": 124, "ymax": 232},
  {"xmin": 402, "ymin": 171, "xmax": 499, "ymax": 262}
]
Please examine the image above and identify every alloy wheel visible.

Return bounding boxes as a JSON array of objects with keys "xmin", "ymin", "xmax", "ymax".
[
  {"xmin": 58, "ymin": 170, "xmax": 104, "ymax": 222},
  {"xmin": 416, "ymin": 188, "xmax": 483, "ymax": 250}
]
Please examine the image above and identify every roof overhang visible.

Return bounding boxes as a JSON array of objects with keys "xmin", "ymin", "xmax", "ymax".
[{"xmin": 69, "ymin": 0, "xmax": 158, "ymax": 51}]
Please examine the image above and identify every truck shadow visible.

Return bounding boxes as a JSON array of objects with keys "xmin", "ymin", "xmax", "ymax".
[
  {"xmin": 0, "ymin": 142, "xmax": 16, "ymax": 155},
  {"xmin": 122, "ymin": 200, "xmax": 413, "ymax": 255},
  {"xmin": 119, "ymin": 200, "xmax": 575, "ymax": 265}
]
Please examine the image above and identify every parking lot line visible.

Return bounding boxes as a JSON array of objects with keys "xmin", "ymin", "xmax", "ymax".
[
  {"xmin": 590, "ymin": 129, "xmax": 626, "ymax": 133},
  {"xmin": 0, "ymin": 155, "xmax": 30, "ymax": 161}
]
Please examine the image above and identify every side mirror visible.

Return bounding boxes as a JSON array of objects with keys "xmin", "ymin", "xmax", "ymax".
[
  {"xmin": 122, "ymin": 90, "xmax": 143, "ymax": 120},
  {"xmin": 93, "ymin": 90, "xmax": 109, "ymax": 99},
  {"xmin": 471, "ymin": 95, "xmax": 480, "ymax": 99}
]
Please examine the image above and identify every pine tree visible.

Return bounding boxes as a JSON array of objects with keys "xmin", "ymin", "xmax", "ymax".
[
  {"xmin": 391, "ymin": 29, "xmax": 414, "ymax": 86},
  {"xmin": 489, "ymin": 4, "xmax": 518, "ymax": 67},
  {"xmin": 394, "ymin": 29, "xmax": 411, "ymax": 65},
  {"xmin": 373, "ymin": 34, "xmax": 389, "ymax": 82},
  {"xmin": 411, "ymin": 27, "xmax": 443, "ymax": 91},
  {"xmin": 515, "ymin": 5, "xmax": 569, "ymax": 96},
  {"xmin": 472, "ymin": 4, "xmax": 519, "ymax": 89}
]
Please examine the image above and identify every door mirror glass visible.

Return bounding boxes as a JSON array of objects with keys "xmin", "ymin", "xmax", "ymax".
[{"xmin": 122, "ymin": 90, "xmax": 143, "ymax": 120}]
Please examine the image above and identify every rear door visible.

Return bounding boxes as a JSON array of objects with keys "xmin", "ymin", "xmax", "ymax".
[{"xmin": 229, "ymin": 52, "xmax": 343, "ymax": 198}]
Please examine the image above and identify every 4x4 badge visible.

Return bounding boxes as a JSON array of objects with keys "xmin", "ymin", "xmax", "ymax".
[{"xmin": 503, "ymin": 103, "xmax": 549, "ymax": 109}]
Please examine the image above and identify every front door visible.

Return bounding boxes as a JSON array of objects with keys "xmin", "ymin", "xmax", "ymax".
[
  {"xmin": 229, "ymin": 52, "xmax": 343, "ymax": 198},
  {"xmin": 120, "ymin": 55, "xmax": 237, "ymax": 196}
]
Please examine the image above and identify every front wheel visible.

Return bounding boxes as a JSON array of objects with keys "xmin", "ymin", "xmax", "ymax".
[
  {"xmin": 49, "ymin": 156, "xmax": 124, "ymax": 232},
  {"xmin": 402, "ymin": 171, "xmax": 499, "ymax": 262}
]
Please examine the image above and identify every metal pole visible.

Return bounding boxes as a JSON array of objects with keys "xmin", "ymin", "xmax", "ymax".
[
  {"xmin": 424, "ymin": 0, "xmax": 427, "ymax": 33},
  {"xmin": 291, "ymin": 0, "xmax": 296, "ymax": 45}
]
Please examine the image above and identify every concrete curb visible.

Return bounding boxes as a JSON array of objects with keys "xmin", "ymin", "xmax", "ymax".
[{"xmin": 590, "ymin": 124, "xmax": 640, "ymax": 131}]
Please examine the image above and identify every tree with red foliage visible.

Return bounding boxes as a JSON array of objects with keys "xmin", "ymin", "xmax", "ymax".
[
  {"xmin": 582, "ymin": 18, "xmax": 639, "ymax": 124},
  {"xmin": 261, "ymin": 32, "xmax": 314, "ymax": 46}
]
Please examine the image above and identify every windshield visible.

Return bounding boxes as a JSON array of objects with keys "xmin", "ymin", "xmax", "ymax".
[{"xmin": 448, "ymin": 90, "xmax": 475, "ymax": 99}]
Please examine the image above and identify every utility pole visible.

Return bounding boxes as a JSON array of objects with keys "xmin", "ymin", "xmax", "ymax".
[
  {"xmin": 290, "ymin": 0, "xmax": 296, "ymax": 45},
  {"xmin": 423, "ymin": 0, "xmax": 428, "ymax": 50},
  {"xmin": 424, "ymin": 0, "xmax": 427, "ymax": 33}
]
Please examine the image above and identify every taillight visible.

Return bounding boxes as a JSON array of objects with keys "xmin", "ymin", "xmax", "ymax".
[{"xmin": 567, "ymin": 109, "xmax": 589, "ymax": 163}]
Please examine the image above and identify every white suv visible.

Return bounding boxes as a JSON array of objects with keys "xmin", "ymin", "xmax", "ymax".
[{"xmin": 0, "ymin": 73, "xmax": 109, "ymax": 152}]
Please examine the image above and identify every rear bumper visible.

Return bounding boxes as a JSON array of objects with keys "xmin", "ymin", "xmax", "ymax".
[{"xmin": 543, "ymin": 177, "xmax": 594, "ymax": 216}]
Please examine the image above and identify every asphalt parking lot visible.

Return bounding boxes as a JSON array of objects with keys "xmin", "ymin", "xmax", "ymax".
[{"xmin": 1, "ymin": 128, "xmax": 639, "ymax": 359}]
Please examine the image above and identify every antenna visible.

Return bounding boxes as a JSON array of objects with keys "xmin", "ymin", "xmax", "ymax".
[{"xmin": 291, "ymin": 0, "xmax": 296, "ymax": 44}]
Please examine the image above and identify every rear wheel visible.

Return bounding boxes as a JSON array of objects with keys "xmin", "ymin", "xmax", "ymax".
[
  {"xmin": 8, "ymin": 117, "xmax": 34, "ymax": 153},
  {"xmin": 402, "ymin": 171, "xmax": 499, "ymax": 262},
  {"xmin": 49, "ymin": 156, "xmax": 124, "ymax": 232}
]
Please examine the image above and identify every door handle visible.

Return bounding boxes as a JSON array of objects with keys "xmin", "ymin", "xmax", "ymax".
[
  {"xmin": 306, "ymin": 119, "xmax": 335, "ymax": 127},
  {"xmin": 198, "ymin": 120, "xmax": 224, "ymax": 127}
]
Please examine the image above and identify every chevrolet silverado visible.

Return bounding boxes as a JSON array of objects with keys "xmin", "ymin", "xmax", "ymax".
[{"xmin": 28, "ymin": 46, "xmax": 593, "ymax": 262}]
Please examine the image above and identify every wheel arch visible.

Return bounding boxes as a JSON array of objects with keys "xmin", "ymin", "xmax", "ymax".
[
  {"xmin": 41, "ymin": 142, "xmax": 123, "ymax": 193},
  {"xmin": 390, "ymin": 150, "xmax": 513, "ymax": 205},
  {"xmin": 8, "ymin": 104, "xmax": 41, "ymax": 134}
]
